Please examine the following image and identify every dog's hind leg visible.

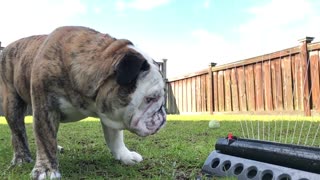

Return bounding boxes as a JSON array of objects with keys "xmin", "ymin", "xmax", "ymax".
[{"xmin": 2, "ymin": 87, "xmax": 32, "ymax": 165}]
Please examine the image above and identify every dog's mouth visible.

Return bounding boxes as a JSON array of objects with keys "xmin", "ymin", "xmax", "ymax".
[
  {"xmin": 146, "ymin": 106, "xmax": 166, "ymax": 132},
  {"xmin": 129, "ymin": 104, "xmax": 166, "ymax": 137}
]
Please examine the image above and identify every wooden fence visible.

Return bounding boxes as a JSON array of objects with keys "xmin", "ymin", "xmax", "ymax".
[{"xmin": 166, "ymin": 37, "xmax": 320, "ymax": 116}]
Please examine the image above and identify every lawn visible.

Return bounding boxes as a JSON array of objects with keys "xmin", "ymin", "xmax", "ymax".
[{"xmin": 0, "ymin": 115, "xmax": 320, "ymax": 179}]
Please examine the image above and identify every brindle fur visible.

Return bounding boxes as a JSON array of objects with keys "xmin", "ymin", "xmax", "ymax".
[{"xmin": 0, "ymin": 26, "xmax": 156, "ymax": 179}]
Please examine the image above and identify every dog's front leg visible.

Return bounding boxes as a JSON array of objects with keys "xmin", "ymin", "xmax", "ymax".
[
  {"xmin": 101, "ymin": 123, "xmax": 143, "ymax": 165},
  {"xmin": 31, "ymin": 102, "xmax": 61, "ymax": 179}
]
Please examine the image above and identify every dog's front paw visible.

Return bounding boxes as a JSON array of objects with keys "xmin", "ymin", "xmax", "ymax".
[
  {"xmin": 114, "ymin": 148, "xmax": 143, "ymax": 165},
  {"xmin": 31, "ymin": 167, "xmax": 61, "ymax": 180}
]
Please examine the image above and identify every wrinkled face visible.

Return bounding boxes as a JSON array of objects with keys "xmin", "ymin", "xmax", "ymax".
[
  {"xmin": 125, "ymin": 60, "xmax": 166, "ymax": 136},
  {"xmin": 98, "ymin": 45, "xmax": 166, "ymax": 137}
]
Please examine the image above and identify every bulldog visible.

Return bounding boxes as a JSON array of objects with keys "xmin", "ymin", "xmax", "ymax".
[{"xmin": 0, "ymin": 26, "xmax": 166, "ymax": 179}]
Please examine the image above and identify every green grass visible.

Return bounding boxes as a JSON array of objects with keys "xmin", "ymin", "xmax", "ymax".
[
  {"xmin": 0, "ymin": 115, "xmax": 319, "ymax": 179},
  {"xmin": 0, "ymin": 116, "xmax": 237, "ymax": 180}
]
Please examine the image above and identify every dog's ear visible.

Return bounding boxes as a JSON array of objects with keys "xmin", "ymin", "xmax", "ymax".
[{"xmin": 116, "ymin": 53, "xmax": 150, "ymax": 86}]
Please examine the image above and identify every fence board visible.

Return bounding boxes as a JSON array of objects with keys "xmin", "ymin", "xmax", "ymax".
[
  {"xmin": 282, "ymin": 56, "xmax": 293, "ymax": 110},
  {"xmin": 174, "ymin": 82, "xmax": 179, "ymax": 113},
  {"xmin": 271, "ymin": 59, "xmax": 283, "ymax": 110},
  {"xmin": 213, "ymin": 72, "xmax": 218, "ymax": 111},
  {"xmin": 191, "ymin": 77, "xmax": 196, "ymax": 112},
  {"xmin": 196, "ymin": 76, "xmax": 201, "ymax": 112},
  {"xmin": 218, "ymin": 71, "xmax": 225, "ymax": 111},
  {"xmin": 187, "ymin": 77, "xmax": 194, "ymax": 112},
  {"xmin": 183, "ymin": 79, "xmax": 187, "ymax": 112},
  {"xmin": 237, "ymin": 67, "xmax": 247, "ymax": 111},
  {"xmin": 178, "ymin": 80, "xmax": 183, "ymax": 112},
  {"xmin": 294, "ymin": 54, "xmax": 303, "ymax": 110},
  {"xmin": 224, "ymin": 69, "xmax": 232, "ymax": 111},
  {"xmin": 291, "ymin": 55, "xmax": 297, "ymax": 110},
  {"xmin": 201, "ymin": 75, "xmax": 207, "ymax": 112},
  {"xmin": 205, "ymin": 75, "xmax": 212, "ymax": 113},
  {"xmin": 180, "ymin": 80, "xmax": 185, "ymax": 112},
  {"xmin": 176, "ymin": 82, "xmax": 181, "ymax": 113},
  {"xmin": 166, "ymin": 83, "xmax": 170, "ymax": 112},
  {"xmin": 173, "ymin": 82, "xmax": 179, "ymax": 113},
  {"xmin": 271, "ymin": 60, "xmax": 277, "ymax": 109},
  {"xmin": 169, "ymin": 82, "xmax": 173, "ymax": 113},
  {"xmin": 310, "ymin": 51, "xmax": 320, "ymax": 111},
  {"xmin": 207, "ymin": 67, "xmax": 213, "ymax": 113},
  {"xmin": 172, "ymin": 82, "xmax": 177, "ymax": 113},
  {"xmin": 254, "ymin": 63, "xmax": 264, "ymax": 111},
  {"xmin": 176, "ymin": 81, "xmax": 179, "ymax": 112},
  {"xmin": 245, "ymin": 65, "xmax": 256, "ymax": 111},
  {"xmin": 231, "ymin": 68, "xmax": 239, "ymax": 111},
  {"xmin": 263, "ymin": 61, "xmax": 273, "ymax": 110},
  {"xmin": 167, "ymin": 82, "xmax": 173, "ymax": 113}
]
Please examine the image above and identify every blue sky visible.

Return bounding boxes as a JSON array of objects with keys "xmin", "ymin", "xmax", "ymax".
[{"xmin": 1, "ymin": 0, "xmax": 320, "ymax": 78}]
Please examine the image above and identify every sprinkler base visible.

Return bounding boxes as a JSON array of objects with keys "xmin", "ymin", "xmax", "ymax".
[{"xmin": 202, "ymin": 150, "xmax": 320, "ymax": 180}]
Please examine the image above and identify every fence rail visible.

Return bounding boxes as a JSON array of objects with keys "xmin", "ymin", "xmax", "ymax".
[{"xmin": 166, "ymin": 37, "xmax": 320, "ymax": 116}]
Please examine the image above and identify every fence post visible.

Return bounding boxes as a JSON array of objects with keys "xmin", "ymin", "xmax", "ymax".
[
  {"xmin": 162, "ymin": 58, "xmax": 167, "ymax": 80},
  {"xmin": 207, "ymin": 62, "xmax": 216, "ymax": 114},
  {"xmin": 299, "ymin": 37, "xmax": 314, "ymax": 116},
  {"xmin": 162, "ymin": 59, "xmax": 168, "ymax": 111},
  {"xmin": 0, "ymin": 41, "xmax": 4, "ymax": 52}
]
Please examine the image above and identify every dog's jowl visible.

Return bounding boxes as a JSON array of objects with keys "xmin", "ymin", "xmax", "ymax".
[{"xmin": 0, "ymin": 26, "xmax": 166, "ymax": 179}]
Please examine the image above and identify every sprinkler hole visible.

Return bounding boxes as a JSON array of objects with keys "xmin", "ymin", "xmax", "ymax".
[
  {"xmin": 211, "ymin": 158, "xmax": 220, "ymax": 168},
  {"xmin": 278, "ymin": 174, "xmax": 291, "ymax": 180},
  {"xmin": 246, "ymin": 166, "xmax": 258, "ymax": 179},
  {"xmin": 221, "ymin": 161, "xmax": 231, "ymax": 172},
  {"xmin": 261, "ymin": 170, "xmax": 273, "ymax": 180},
  {"xmin": 233, "ymin": 163, "xmax": 244, "ymax": 175}
]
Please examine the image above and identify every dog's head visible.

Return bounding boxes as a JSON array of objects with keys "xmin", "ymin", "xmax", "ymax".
[{"xmin": 96, "ymin": 44, "xmax": 166, "ymax": 136}]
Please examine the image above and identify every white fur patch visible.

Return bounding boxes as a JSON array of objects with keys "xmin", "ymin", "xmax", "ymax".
[
  {"xmin": 50, "ymin": 171, "xmax": 61, "ymax": 179},
  {"xmin": 36, "ymin": 171, "xmax": 61, "ymax": 180},
  {"xmin": 117, "ymin": 149, "xmax": 143, "ymax": 165},
  {"xmin": 101, "ymin": 126, "xmax": 143, "ymax": 165},
  {"xmin": 124, "ymin": 45, "xmax": 166, "ymax": 136}
]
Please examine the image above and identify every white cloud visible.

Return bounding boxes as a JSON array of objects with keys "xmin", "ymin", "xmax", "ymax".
[
  {"xmin": 203, "ymin": 0, "xmax": 210, "ymax": 9},
  {"xmin": 0, "ymin": 0, "xmax": 87, "ymax": 46},
  {"xmin": 116, "ymin": 0, "xmax": 170, "ymax": 11},
  {"xmin": 236, "ymin": 0, "xmax": 320, "ymax": 56},
  {"xmin": 2, "ymin": 0, "xmax": 320, "ymax": 80},
  {"xmin": 191, "ymin": 29, "xmax": 238, "ymax": 62},
  {"xmin": 137, "ymin": 29, "xmax": 239, "ymax": 78},
  {"xmin": 161, "ymin": 0, "xmax": 320, "ymax": 78},
  {"xmin": 93, "ymin": 7, "xmax": 102, "ymax": 14}
]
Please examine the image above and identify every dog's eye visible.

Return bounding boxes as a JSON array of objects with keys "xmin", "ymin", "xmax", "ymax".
[
  {"xmin": 146, "ymin": 96, "xmax": 160, "ymax": 103},
  {"xmin": 146, "ymin": 97, "xmax": 156, "ymax": 103}
]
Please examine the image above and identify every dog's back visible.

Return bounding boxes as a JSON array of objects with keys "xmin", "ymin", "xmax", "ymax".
[{"xmin": 0, "ymin": 35, "xmax": 47, "ymax": 103}]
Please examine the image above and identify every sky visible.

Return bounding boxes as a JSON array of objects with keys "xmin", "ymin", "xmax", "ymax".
[{"xmin": 1, "ymin": 0, "xmax": 320, "ymax": 78}]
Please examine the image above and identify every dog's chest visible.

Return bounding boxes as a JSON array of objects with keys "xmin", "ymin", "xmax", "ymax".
[{"xmin": 58, "ymin": 98, "xmax": 95, "ymax": 122}]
